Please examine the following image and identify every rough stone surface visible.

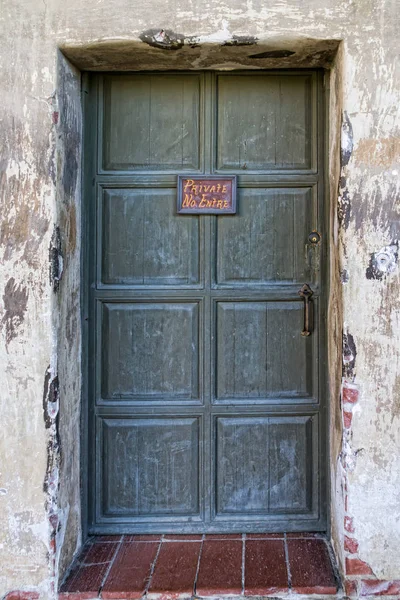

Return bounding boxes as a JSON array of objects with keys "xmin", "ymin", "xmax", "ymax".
[{"xmin": 1, "ymin": 0, "xmax": 400, "ymax": 597}]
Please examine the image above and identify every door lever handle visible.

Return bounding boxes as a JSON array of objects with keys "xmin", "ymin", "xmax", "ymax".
[{"xmin": 298, "ymin": 283, "xmax": 314, "ymax": 337}]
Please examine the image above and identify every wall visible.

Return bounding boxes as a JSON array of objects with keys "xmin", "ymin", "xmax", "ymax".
[{"xmin": 0, "ymin": 1, "xmax": 399, "ymax": 598}]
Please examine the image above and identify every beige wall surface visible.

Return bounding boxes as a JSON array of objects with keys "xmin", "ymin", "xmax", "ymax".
[{"xmin": 1, "ymin": 0, "xmax": 400, "ymax": 597}]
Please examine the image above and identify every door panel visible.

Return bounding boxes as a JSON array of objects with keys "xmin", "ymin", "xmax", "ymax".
[
  {"xmin": 100, "ymin": 417, "xmax": 200, "ymax": 517},
  {"xmin": 215, "ymin": 416, "xmax": 316, "ymax": 515},
  {"xmin": 102, "ymin": 74, "xmax": 202, "ymax": 171},
  {"xmin": 86, "ymin": 71, "xmax": 326, "ymax": 533},
  {"xmin": 215, "ymin": 188, "xmax": 314, "ymax": 286},
  {"xmin": 101, "ymin": 189, "xmax": 201, "ymax": 286},
  {"xmin": 216, "ymin": 74, "xmax": 314, "ymax": 171},
  {"xmin": 215, "ymin": 301, "xmax": 315, "ymax": 402},
  {"xmin": 100, "ymin": 301, "xmax": 201, "ymax": 401}
]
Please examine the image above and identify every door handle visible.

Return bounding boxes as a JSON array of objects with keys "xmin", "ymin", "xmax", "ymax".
[{"xmin": 298, "ymin": 283, "xmax": 314, "ymax": 337}]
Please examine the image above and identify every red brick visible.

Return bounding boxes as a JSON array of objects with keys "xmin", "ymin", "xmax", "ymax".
[
  {"xmin": 245, "ymin": 539, "xmax": 288, "ymax": 595},
  {"xmin": 342, "ymin": 385, "xmax": 359, "ymax": 404},
  {"xmin": 286, "ymin": 532, "xmax": 319, "ymax": 538},
  {"xmin": 287, "ymin": 538, "xmax": 337, "ymax": 595},
  {"xmin": 360, "ymin": 579, "xmax": 400, "ymax": 596},
  {"xmin": 59, "ymin": 594, "xmax": 100, "ymax": 600},
  {"xmin": 81, "ymin": 542, "xmax": 119, "ymax": 565},
  {"xmin": 346, "ymin": 557, "xmax": 374, "ymax": 576},
  {"xmin": 163, "ymin": 534, "xmax": 203, "ymax": 540},
  {"xmin": 246, "ymin": 533, "xmax": 283, "ymax": 539},
  {"xmin": 196, "ymin": 540, "xmax": 242, "ymax": 596},
  {"xmin": 60, "ymin": 563, "xmax": 110, "ymax": 594},
  {"xmin": 149, "ymin": 541, "xmax": 201, "ymax": 596},
  {"xmin": 345, "ymin": 579, "xmax": 359, "ymax": 597},
  {"xmin": 124, "ymin": 534, "xmax": 161, "ymax": 542},
  {"xmin": 102, "ymin": 541, "xmax": 159, "ymax": 599},
  {"xmin": 93, "ymin": 535, "xmax": 122, "ymax": 543},
  {"xmin": 344, "ymin": 535, "xmax": 359, "ymax": 554},
  {"xmin": 204, "ymin": 534, "xmax": 242, "ymax": 540},
  {"xmin": 345, "ymin": 516, "xmax": 355, "ymax": 533},
  {"xmin": 343, "ymin": 411, "xmax": 353, "ymax": 428},
  {"xmin": 5, "ymin": 593, "xmax": 40, "ymax": 600}
]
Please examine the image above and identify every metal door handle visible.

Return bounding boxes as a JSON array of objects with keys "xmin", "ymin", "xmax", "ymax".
[{"xmin": 298, "ymin": 283, "xmax": 314, "ymax": 336}]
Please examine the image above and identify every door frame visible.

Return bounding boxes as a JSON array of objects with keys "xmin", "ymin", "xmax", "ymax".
[{"xmin": 80, "ymin": 68, "xmax": 330, "ymax": 537}]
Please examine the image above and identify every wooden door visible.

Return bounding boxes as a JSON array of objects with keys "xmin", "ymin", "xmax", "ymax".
[{"xmin": 84, "ymin": 71, "xmax": 327, "ymax": 533}]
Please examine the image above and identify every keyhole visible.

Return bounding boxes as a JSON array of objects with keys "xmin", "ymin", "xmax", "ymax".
[{"xmin": 308, "ymin": 231, "xmax": 321, "ymax": 245}]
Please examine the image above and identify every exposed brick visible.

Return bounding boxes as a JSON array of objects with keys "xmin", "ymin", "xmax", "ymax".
[
  {"xmin": 345, "ymin": 516, "xmax": 355, "ymax": 533},
  {"xmin": 346, "ymin": 557, "xmax": 374, "ymax": 576},
  {"xmin": 344, "ymin": 535, "xmax": 359, "ymax": 554},
  {"xmin": 58, "ymin": 593, "xmax": 100, "ymax": 600},
  {"xmin": 345, "ymin": 579, "xmax": 359, "ymax": 597},
  {"xmin": 343, "ymin": 410, "xmax": 353, "ymax": 428},
  {"xmin": 342, "ymin": 385, "xmax": 359, "ymax": 404},
  {"xmin": 360, "ymin": 579, "xmax": 400, "ymax": 596},
  {"xmin": 4, "ymin": 593, "xmax": 40, "ymax": 600}
]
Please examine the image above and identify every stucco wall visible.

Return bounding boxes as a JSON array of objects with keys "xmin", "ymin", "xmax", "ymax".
[{"xmin": 1, "ymin": 0, "xmax": 400, "ymax": 597}]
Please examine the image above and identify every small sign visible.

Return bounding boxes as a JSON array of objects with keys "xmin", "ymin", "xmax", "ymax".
[{"xmin": 177, "ymin": 176, "xmax": 237, "ymax": 214}]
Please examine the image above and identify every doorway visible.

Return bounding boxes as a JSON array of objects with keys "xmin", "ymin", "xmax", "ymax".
[{"xmin": 83, "ymin": 70, "xmax": 328, "ymax": 533}]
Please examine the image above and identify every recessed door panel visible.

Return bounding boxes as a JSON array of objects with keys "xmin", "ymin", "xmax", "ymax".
[
  {"xmin": 100, "ymin": 302, "xmax": 200, "ymax": 401},
  {"xmin": 101, "ymin": 417, "xmax": 200, "ymax": 517},
  {"xmin": 102, "ymin": 74, "xmax": 202, "ymax": 171},
  {"xmin": 216, "ymin": 74, "xmax": 314, "ymax": 171},
  {"xmin": 215, "ymin": 301, "xmax": 315, "ymax": 402},
  {"xmin": 216, "ymin": 188, "xmax": 314, "ymax": 286},
  {"xmin": 215, "ymin": 415, "xmax": 316, "ymax": 516},
  {"xmin": 101, "ymin": 188, "xmax": 201, "ymax": 286}
]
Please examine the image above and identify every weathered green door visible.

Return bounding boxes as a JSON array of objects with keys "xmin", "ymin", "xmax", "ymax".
[{"xmin": 84, "ymin": 71, "xmax": 327, "ymax": 533}]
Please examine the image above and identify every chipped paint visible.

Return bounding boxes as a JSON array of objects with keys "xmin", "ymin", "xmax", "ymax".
[
  {"xmin": 343, "ymin": 331, "xmax": 357, "ymax": 380},
  {"xmin": 341, "ymin": 111, "xmax": 353, "ymax": 168},
  {"xmin": 366, "ymin": 243, "xmax": 398, "ymax": 280},
  {"xmin": 49, "ymin": 226, "xmax": 63, "ymax": 293},
  {"xmin": 1, "ymin": 278, "xmax": 29, "ymax": 347},
  {"xmin": 140, "ymin": 29, "xmax": 185, "ymax": 50}
]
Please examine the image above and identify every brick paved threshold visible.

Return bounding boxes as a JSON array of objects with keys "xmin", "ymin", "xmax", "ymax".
[{"xmin": 59, "ymin": 533, "xmax": 340, "ymax": 599}]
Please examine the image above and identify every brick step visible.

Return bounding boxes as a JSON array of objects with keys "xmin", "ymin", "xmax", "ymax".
[{"xmin": 59, "ymin": 533, "xmax": 340, "ymax": 599}]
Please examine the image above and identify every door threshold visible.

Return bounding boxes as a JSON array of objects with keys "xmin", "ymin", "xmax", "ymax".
[{"xmin": 59, "ymin": 533, "xmax": 341, "ymax": 599}]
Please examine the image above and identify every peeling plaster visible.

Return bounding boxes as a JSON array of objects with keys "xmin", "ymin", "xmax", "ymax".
[
  {"xmin": 140, "ymin": 29, "xmax": 185, "ymax": 50},
  {"xmin": 1, "ymin": 278, "xmax": 29, "ymax": 348},
  {"xmin": 49, "ymin": 226, "xmax": 63, "ymax": 293},
  {"xmin": 341, "ymin": 111, "xmax": 354, "ymax": 168},
  {"xmin": 366, "ymin": 243, "xmax": 398, "ymax": 280},
  {"xmin": 343, "ymin": 331, "xmax": 357, "ymax": 380}
]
